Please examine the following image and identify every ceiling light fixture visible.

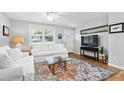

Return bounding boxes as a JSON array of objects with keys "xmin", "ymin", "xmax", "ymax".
[{"xmin": 47, "ymin": 12, "xmax": 61, "ymax": 21}]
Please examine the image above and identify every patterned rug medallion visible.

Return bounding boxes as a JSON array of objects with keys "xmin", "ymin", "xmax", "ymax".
[{"xmin": 33, "ymin": 58, "xmax": 116, "ymax": 81}]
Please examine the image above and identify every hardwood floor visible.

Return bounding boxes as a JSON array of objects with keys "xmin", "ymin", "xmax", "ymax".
[{"xmin": 69, "ymin": 53, "xmax": 124, "ymax": 81}]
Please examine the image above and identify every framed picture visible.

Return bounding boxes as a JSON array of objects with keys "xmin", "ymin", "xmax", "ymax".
[
  {"xmin": 109, "ymin": 23, "xmax": 124, "ymax": 34},
  {"xmin": 3, "ymin": 25, "xmax": 9, "ymax": 36},
  {"xmin": 58, "ymin": 34, "xmax": 62, "ymax": 39}
]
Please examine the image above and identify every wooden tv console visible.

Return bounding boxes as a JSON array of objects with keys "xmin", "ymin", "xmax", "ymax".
[{"xmin": 80, "ymin": 46, "xmax": 99, "ymax": 60}]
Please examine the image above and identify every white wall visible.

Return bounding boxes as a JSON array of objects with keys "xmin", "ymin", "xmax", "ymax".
[
  {"xmin": 55, "ymin": 27, "xmax": 65, "ymax": 44},
  {"xmin": 0, "ymin": 13, "xmax": 11, "ymax": 47},
  {"xmin": 10, "ymin": 20, "xmax": 29, "ymax": 47},
  {"xmin": 74, "ymin": 28, "xmax": 81, "ymax": 54},
  {"xmin": 74, "ymin": 16, "xmax": 108, "ymax": 55},
  {"xmin": 11, "ymin": 20, "xmax": 75, "ymax": 50},
  {"xmin": 81, "ymin": 16, "xmax": 108, "ymax": 29},
  {"xmin": 108, "ymin": 13, "xmax": 124, "ymax": 70}
]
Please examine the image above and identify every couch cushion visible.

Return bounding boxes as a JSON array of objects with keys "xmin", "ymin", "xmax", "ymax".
[
  {"xmin": 53, "ymin": 50, "xmax": 68, "ymax": 54},
  {"xmin": 51, "ymin": 44, "xmax": 65, "ymax": 51},
  {"xmin": 32, "ymin": 44, "xmax": 65, "ymax": 51},
  {"xmin": 7, "ymin": 48, "xmax": 23, "ymax": 61},
  {"xmin": 0, "ymin": 46, "xmax": 11, "ymax": 56},
  {"xmin": 32, "ymin": 44, "xmax": 51, "ymax": 51},
  {"xmin": 35, "ymin": 51, "xmax": 53, "ymax": 56},
  {"xmin": 0, "ymin": 53, "xmax": 13, "ymax": 69}
]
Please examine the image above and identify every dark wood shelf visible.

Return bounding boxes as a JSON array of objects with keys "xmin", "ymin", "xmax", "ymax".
[{"xmin": 80, "ymin": 46, "xmax": 99, "ymax": 60}]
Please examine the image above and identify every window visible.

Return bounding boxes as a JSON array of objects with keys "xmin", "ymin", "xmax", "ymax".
[{"xmin": 31, "ymin": 25, "xmax": 55, "ymax": 44}]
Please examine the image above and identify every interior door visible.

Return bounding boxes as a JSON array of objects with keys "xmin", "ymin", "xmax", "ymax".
[{"xmin": 64, "ymin": 29, "xmax": 74, "ymax": 52}]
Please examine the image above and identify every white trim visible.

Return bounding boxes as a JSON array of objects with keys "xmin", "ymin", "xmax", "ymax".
[
  {"xmin": 29, "ymin": 24, "xmax": 32, "ymax": 47},
  {"xmin": 108, "ymin": 63, "xmax": 124, "ymax": 70}
]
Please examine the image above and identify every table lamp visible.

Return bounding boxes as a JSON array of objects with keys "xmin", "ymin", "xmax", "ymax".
[{"xmin": 12, "ymin": 36, "xmax": 24, "ymax": 48}]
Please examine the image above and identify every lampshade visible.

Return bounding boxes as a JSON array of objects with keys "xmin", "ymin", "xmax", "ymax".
[{"xmin": 12, "ymin": 36, "xmax": 24, "ymax": 44}]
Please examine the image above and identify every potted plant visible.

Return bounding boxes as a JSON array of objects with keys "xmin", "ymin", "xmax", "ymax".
[{"xmin": 99, "ymin": 46, "xmax": 104, "ymax": 54}]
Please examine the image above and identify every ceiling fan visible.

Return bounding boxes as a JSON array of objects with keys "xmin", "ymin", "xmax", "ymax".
[{"xmin": 46, "ymin": 12, "xmax": 62, "ymax": 21}]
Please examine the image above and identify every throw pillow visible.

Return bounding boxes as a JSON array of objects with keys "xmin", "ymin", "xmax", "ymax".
[
  {"xmin": 0, "ymin": 46, "xmax": 11, "ymax": 56},
  {"xmin": 7, "ymin": 48, "xmax": 22, "ymax": 61},
  {"xmin": 0, "ymin": 53, "xmax": 13, "ymax": 69}
]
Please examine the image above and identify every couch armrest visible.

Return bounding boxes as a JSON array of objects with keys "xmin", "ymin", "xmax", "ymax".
[
  {"xmin": 0, "ymin": 67, "xmax": 23, "ymax": 81},
  {"xmin": 30, "ymin": 49, "xmax": 35, "ymax": 55},
  {"xmin": 22, "ymin": 52, "xmax": 29, "ymax": 57}
]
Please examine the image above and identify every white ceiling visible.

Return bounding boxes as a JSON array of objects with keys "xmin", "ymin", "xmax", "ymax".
[{"xmin": 5, "ymin": 12, "xmax": 108, "ymax": 28}]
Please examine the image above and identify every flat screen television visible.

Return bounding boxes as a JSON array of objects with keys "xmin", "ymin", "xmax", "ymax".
[{"xmin": 81, "ymin": 35, "xmax": 98, "ymax": 47}]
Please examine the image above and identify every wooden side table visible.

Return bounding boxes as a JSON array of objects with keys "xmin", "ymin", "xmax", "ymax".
[
  {"xmin": 99, "ymin": 54, "xmax": 107, "ymax": 64},
  {"xmin": 21, "ymin": 47, "xmax": 32, "ymax": 55},
  {"xmin": 21, "ymin": 47, "xmax": 30, "ymax": 52}
]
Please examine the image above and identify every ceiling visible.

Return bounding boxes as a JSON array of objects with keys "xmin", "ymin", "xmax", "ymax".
[{"xmin": 5, "ymin": 12, "xmax": 108, "ymax": 28}]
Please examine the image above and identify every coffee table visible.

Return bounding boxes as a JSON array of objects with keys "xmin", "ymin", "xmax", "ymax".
[{"xmin": 46, "ymin": 56, "xmax": 67, "ymax": 75}]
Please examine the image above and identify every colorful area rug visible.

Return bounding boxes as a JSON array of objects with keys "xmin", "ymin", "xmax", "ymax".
[{"xmin": 33, "ymin": 58, "xmax": 116, "ymax": 81}]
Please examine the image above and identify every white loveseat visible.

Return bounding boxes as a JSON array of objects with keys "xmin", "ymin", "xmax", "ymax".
[
  {"xmin": 31, "ymin": 43, "xmax": 68, "ymax": 60},
  {"xmin": 0, "ymin": 46, "xmax": 35, "ymax": 81}
]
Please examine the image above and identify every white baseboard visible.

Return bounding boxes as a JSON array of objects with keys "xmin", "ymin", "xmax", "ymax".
[{"xmin": 108, "ymin": 63, "xmax": 124, "ymax": 70}]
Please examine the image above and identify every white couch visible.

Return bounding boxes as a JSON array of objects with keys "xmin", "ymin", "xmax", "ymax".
[
  {"xmin": 0, "ymin": 46, "xmax": 35, "ymax": 81},
  {"xmin": 31, "ymin": 44, "xmax": 68, "ymax": 59}
]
